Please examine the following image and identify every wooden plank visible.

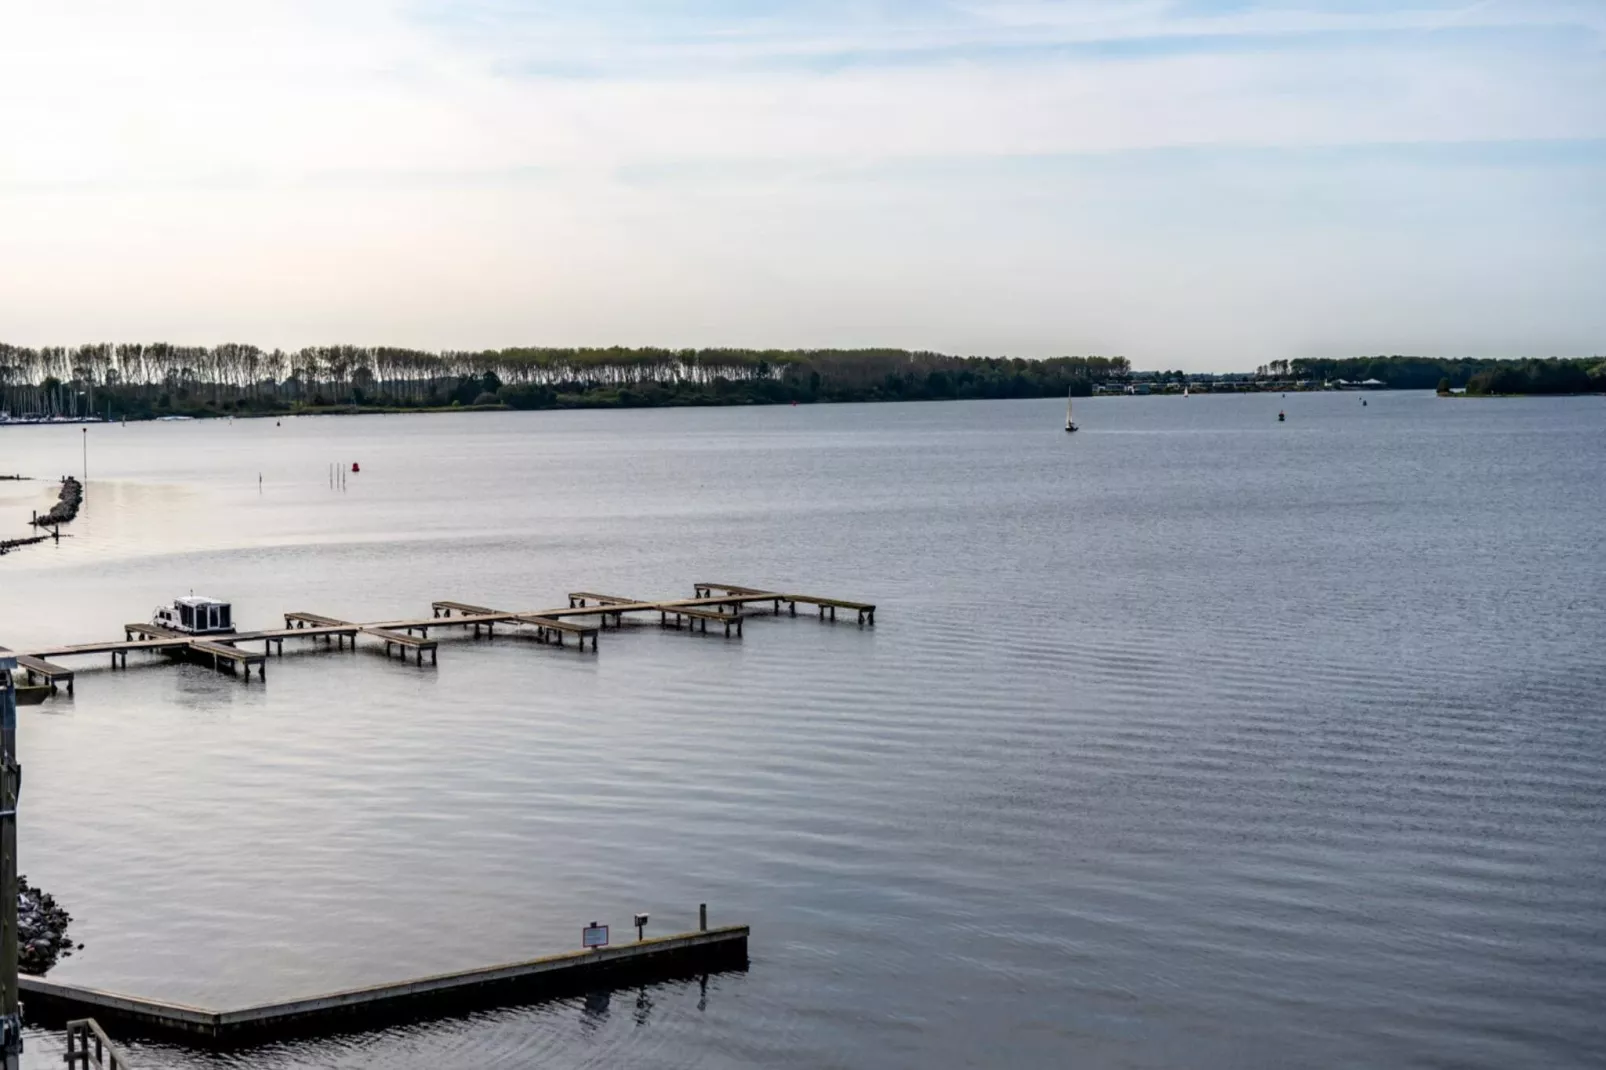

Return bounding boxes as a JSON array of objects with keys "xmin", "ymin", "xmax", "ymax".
[
  {"xmin": 190, "ymin": 640, "xmax": 263, "ymax": 664},
  {"xmin": 232, "ymin": 626, "xmax": 359, "ymax": 642},
  {"xmin": 284, "ymin": 612, "xmax": 350, "ymax": 628},
  {"xmin": 690, "ymin": 586, "xmax": 875, "ymax": 613},
  {"xmin": 24, "ymin": 638, "xmax": 189, "ymax": 658},
  {"xmin": 376, "ymin": 612, "xmax": 516, "ymax": 630},
  {"xmin": 692, "ymin": 583, "xmax": 777, "ymax": 596},
  {"xmin": 431, "ymin": 601, "xmax": 497, "ymax": 616},
  {"xmin": 512, "ymin": 615, "xmax": 600, "ymax": 635},
  {"xmin": 13, "ymin": 655, "xmax": 73, "ymax": 680},
  {"xmin": 126, "ymin": 622, "xmax": 186, "ymax": 639},
  {"xmin": 565, "ymin": 593, "xmax": 735, "ymax": 623},
  {"xmin": 783, "ymin": 594, "xmax": 876, "ymax": 611},
  {"xmin": 361, "ymin": 627, "xmax": 433, "ymax": 649}
]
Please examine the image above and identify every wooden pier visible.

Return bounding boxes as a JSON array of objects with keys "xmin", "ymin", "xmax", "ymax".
[
  {"xmin": 424, "ymin": 602, "xmax": 601, "ymax": 650},
  {"xmin": 283, "ymin": 612, "xmax": 438, "ymax": 665},
  {"xmin": 13, "ymin": 654, "xmax": 77, "ymax": 696},
  {"xmin": 23, "ymin": 924, "xmax": 748, "ymax": 1047},
  {"xmin": 2, "ymin": 582, "xmax": 874, "ymax": 694}
]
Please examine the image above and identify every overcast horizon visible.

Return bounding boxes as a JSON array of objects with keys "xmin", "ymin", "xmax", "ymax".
[{"xmin": 3, "ymin": 1, "xmax": 1603, "ymax": 371}]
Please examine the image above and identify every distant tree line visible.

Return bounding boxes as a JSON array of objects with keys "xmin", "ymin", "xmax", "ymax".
[
  {"xmin": 1463, "ymin": 358, "xmax": 1606, "ymax": 396},
  {"xmin": 1277, "ymin": 355, "xmax": 1606, "ymax": 393},
  {"xmin": 0, "ymin": 344, "xmax": 1130, "ymax": 419}
]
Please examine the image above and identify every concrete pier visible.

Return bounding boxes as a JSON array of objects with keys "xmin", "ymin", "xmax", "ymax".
[{"xmin": 22, "ymin": 925, "xmax": 748, "ymax": 1046}]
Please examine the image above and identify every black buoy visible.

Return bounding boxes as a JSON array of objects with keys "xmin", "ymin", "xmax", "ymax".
[{"xmin": 1278, "ymin": 410, "xmax": 1286, "ymax": 422}]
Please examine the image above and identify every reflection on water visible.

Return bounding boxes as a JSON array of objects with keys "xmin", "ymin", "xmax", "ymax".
[{"xmin": 4, "ymin": 395, "xmax": 1605, "ymax": 1069}]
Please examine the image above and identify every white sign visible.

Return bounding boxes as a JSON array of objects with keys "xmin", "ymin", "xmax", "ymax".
[{"xmin": 582, "ymin": 924, "xmax": 609, "ymax": 949}]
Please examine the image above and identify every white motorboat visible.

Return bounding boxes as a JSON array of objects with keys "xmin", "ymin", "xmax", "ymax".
[{"xmin": 152, "ymin": 596, "xmax": 236, "ymax": 635}]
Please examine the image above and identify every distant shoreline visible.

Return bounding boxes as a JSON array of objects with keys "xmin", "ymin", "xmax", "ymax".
[
  {"xmin": 3, "ymin": 345, "xmax": 1600, "ymax": 423},
  {"xmin": 6, "ymin": 387, "xmax": 1605, "ymax": 425}
]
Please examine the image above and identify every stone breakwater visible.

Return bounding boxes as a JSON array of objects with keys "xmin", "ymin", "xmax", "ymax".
[
  {"xmin": 0, "ymin": 532, "xmax": 56, "ymax": 556},
  {"xmin": 18, "ymin": 875, "xmax": 78, "ymax": 976},
  {"xmin": 31, "ymin": 476, "xmax": 82, "ymax": 527}
]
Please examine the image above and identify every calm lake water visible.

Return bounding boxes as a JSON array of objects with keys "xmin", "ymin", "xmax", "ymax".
[{"xmin": 2, "ymin": 393, "xmax": 1604, "ymax": 1069}]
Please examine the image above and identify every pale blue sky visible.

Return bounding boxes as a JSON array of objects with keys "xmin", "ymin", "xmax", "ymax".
[{"xmin": 1, "ymin": 0, "xmax": 1601, "ymax": 367}]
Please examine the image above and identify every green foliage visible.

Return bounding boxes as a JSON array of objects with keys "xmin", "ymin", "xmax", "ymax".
[
  {"xmin": 2, "ymin": 343, "xmax": 1130, "ymax": 417},
  {"xmin": 1465, "ymin": 358, "xmax": 1604, "ymax": 396},
  {"xmin": 1291, "ymin": 355, "xmax": 1604, "ymax": 393}
]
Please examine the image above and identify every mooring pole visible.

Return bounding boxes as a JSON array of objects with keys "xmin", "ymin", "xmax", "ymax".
[{"xmin": 0, "ymin": 646, "xmax": 21, "ymax": 1070}]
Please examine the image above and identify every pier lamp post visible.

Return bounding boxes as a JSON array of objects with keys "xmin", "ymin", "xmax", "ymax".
[{"xmin": 0, "ymin": 647, "xmax": 20, "ymax": 1070}]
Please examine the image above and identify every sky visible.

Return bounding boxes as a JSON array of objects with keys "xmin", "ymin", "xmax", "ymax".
[{"xmin": 1, "ymin": 0, "xmax": 1603, "ymax": 369}]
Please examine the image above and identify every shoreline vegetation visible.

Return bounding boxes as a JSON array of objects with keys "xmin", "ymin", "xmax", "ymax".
[
  {"xmin": 1267, "ymin": 356, "xmax": 1604, "ymax": 395},
  {"xmin": 1, "ymin": 345, "xmax": 1129, "ymax": 421},
  {"xmin": 1, "ymin": 347, "xmax": 1601, "ymax": 422}
]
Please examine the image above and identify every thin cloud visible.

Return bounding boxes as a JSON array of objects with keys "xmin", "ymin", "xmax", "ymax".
[{"xmin": 0, "ymin": 0, "xmax": 1600, "ymax": 364}]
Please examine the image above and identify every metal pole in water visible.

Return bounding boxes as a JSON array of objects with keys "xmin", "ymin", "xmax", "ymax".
[{"xmin": 0, "ymin": 647, "xmax": 22, "ymax": 1070}]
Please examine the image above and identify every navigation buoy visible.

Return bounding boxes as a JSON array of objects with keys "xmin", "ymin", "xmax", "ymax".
[
  {"xmin": 351, "ymin": 462, "xmax": 360, "ymax": 473},
  {"xmin": 1278, "ymin": 411, "xmax": 1286, "ymax": 422}
]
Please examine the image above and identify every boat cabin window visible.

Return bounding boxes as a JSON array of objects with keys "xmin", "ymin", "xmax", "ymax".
[
  {"xmin": 180, "ymin": 604, "xmax": 194, "ymax": 629},
  {"xmin": 217, "ymin": 605, "xmax": 231, "ymax": 629}
]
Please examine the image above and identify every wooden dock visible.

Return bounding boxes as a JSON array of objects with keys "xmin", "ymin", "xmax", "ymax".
[
  {"xmin": 283, "ymin": 613, "xmax": 439, "ymax": 665},
  {"xmin": 22, "ymin": 924, "xmax": 748, "ymax": 1047},
  {"xmin": 695, "ymin": 583, "xmax": 877, "ymax": 625},
  {"xmin": 2, "ymin": 581, "xmax": 874, "ymax": 694},
  {"xmin": 422, "ymin": 602, "xmax": 601, "ymax": 650},
  {"xmin": 13, "ymin": 654, "xmax": 77, "ymax": 696}
]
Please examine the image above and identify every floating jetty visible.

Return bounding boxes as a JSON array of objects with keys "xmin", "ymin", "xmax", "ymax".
[
  {"xmin": 3, "ymin": 582, "xmax": 876, "ymax": 695},
  {"xmin": 24, "ymin": 922, "xmax": 748, "ymax": 1047}
]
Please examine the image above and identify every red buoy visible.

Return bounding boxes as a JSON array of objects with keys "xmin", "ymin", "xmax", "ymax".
[{"xmin": 351, "ymin": 462, "xmax": 360, "ymax": 472}]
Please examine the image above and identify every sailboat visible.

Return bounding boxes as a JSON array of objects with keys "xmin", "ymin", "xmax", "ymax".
[{"xmin": 1064, "ymin": 389, "xmax": 1078, "ymax": 433}]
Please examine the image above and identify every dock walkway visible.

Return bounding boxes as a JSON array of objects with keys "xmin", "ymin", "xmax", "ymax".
[
  {"xmin": 23, "ymin": 925, "xmax": 748, "ymax": 1046},
  {"xmin": 284, "ymin": 612, "xmax": 438, "ymax": 665},
  {"xmin": 14, "ymin": 654, "xmax": 77, "ymax": 696},
  {"xmin": 564, "ymin": 592, "xmax": 747, "ymax": 636},
  {"xmin": 6, "ymin": 581, "xmax": 873, "ymax": 692},
  {"xmin": 425, "ymin": 602, "xmax": 602, "ymax": 650}
]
